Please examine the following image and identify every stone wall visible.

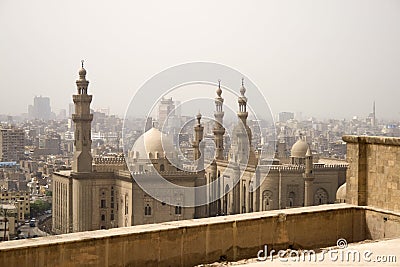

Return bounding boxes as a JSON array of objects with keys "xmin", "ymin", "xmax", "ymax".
[
  {"xmin": 343, "ymin": 135, "xmax": 400, "ymax": 212},
  {"xmin": 364, "ymin": 207, "xmax": 400, "ymax": 240},
  {"xmin": 0, "ymin": 204, "xmax": 366, "ymax": 267}
]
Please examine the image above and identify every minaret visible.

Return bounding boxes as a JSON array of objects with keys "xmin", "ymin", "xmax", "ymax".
[
  {"xmin": 72, "ymin": 60, "xmax": 93, "ymax": 173},
  {"xmin": 303, "ymin": 146, "xmax": 314, "ymax": 206},
  {"xmin": 372, "ymin": 101, "xmax": 376, "ymax": 127},
  {"xmin": 193, "ymin": 111, "xmax": 204, "ymax": 171},
  {"xmin": 213, "ymin": 80, "xmax": 225, "ymax": 160},
  {"xmin": 238, "ymin": 78, "xmax": 252, "ymax": 145}
]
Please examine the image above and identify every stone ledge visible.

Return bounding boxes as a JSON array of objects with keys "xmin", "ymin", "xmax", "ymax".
[
  {"xmin": 0, "ymin": 203, "xmax": 357, "ymax": 251},
  {"xmin": 343, "ymin": 135, "xmax": 400, "ymax": 146}
]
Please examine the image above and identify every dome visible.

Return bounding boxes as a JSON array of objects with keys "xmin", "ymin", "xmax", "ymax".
[
  {"xmin": 131, "ymin": 127, "xmax": 173, "ymax": 159},
  {"xmin": 336, "ymin": 183, "xmax": 346, "ymax": 202},
  {"xmin": 79, "ymin": 67, "xmax": 87, "ymax": 76},
  {"xmin": 291, "ymin": 139, "xmax": 309, "ymax": 158}
]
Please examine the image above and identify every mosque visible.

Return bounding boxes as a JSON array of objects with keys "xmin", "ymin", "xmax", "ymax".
[{"xmin": 52, "ymin": 63, "xmax": 347, "ymax": 234}]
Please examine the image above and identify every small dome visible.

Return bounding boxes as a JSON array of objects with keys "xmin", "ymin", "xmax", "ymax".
[
  {"xmin": 79, "ymin": 67, "xmax": 86, "ymax": 76},
  {"xmin": 336, "ymin": 183, "xmax": 346, "ymax": 202},
  {"xmin": 291, "ymin": 138, "xmax": 309, "ymax": 158},
  {"xmin": 131, "ymin": 127, "xmax": 173, "ymax": 159}
]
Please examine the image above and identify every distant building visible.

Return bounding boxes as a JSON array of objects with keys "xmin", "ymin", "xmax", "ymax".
[
  {"xmin": 0, "ymin": 126, "xmax": 25, "ymax": 162},
  {"xmin": 0, "ymin": 204, "xmax": 16, "ymax": 240},
  {"xmin": 0, "ymin": 192, "xmax": 30, "ymax": 222},
  {"xmin": 28, "ymin": 96, "xmax": 52, "ymax": 120},
  {"xmin": 57, "ymin": 109, "xmax": 67, "ymax": 121},
  {"xmin": 158, "ymin": 97, "xmax": 175, "ymax": 129},
  {"xmin": 68, "ymin": 103, "xmax": 75, "ymax": 118},
  {"xmin": 278, "ymin": 112, "xmax": 294, "ymax": 123},
  {"xmin": 33, "ymin": 131, "xmax": 61, "ymax": 156}
]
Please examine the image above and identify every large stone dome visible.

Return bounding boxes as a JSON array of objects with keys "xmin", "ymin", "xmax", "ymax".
[
  {"xmin": 291, "ymin": 138, "xmax": 309, "ymax": 158},
  {"xmin": 131, "ymin": 127, "xmax": 174, "ymax": 159}
]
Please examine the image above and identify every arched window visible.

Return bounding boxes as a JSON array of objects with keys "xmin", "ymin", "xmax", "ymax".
[
  {"xmin": 160, "ymin": 164, "xmax": 165, "ymax": 172},
  {"xmin": 262, "ymin": 190, "xmax": 273, "ymax": 211},
  {"xmin": 144, "ymin": 204, "xmax": 152, "ymax": 216},
  {"xmin": 175, "ymin": 205, "xmax": 182, "ymax": 215},
  {"xmin": 314, "ymin": 188, "xmax": 329, "ymax": 205}
]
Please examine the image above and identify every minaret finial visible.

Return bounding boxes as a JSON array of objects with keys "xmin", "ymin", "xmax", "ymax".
[
  {"xmin": 240, "ymin": 77, "xmax": 246, "ymax": 96},
  {"xmin": 216, "ymin": 79, "xmax": 222, "ymax": 97},
  {"xmin": 81, "ymin": 60, "xmax": 84, "ymax": 68},
  {"xmin": 196, "ymin": 110, "xmax": 202, "ymax": 125}
]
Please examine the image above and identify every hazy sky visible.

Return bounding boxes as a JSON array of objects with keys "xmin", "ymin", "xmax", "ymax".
[{"xmin": 1, "ymin": 0, "xmax": 399, "ymax": 120}]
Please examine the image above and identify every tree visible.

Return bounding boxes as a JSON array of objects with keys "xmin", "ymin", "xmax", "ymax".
[{"xmin": 30, "ymin": 200, "xmax": 51, "ymax": 218}]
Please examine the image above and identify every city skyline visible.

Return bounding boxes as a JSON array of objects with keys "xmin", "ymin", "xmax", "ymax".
[{"xmin": 1, "ymin": 0, "xmax": 400, "ymax": 120}]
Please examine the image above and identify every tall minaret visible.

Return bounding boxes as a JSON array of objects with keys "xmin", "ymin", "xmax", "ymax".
[
  {"xmin": 72, "ymin": 60, "xmax": 93, "ymax": 173},
  {"xmin": 303, "ymin": 146, "xmax": 314, "ymax": 206},
  {"xmin": 193, "ymin": 111, "xmax": 204, "ymax": 171},
  {"xmin": 238, "ymin": 78, "xmax": 252, "ymax": 145},
  {"xmin": 213, "ymin": 80, "xmax": 225, "ymax": 160},
  {"xmin": 372, "ymin": 101, "xmax": 376, "ymax": 127}
]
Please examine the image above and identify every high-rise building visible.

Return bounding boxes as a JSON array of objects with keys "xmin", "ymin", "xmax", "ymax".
[
  {"xmin": 28, "ymin": 96, "xmax": 52, "ymax": 120},
  {"xmin": 68, "ymin": 103, "xmax": 75, "ymax": 118},
  {"xmin": 158, "ymin": 97, "xmax": 175, "ymax": 129},
  {"xmin": 278, "ymin": 112, "xmax": 295, "ymax": 123},
  {"xmin": 0, "ymin": 126, "xmax": 25, "ymax": 162}
]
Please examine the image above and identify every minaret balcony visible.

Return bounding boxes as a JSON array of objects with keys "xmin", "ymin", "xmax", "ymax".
[
  {"xmin": 72, "ymin": 114, "xmax": 93, "ymax": 122},
  {"xmin": 73, "ymin": 94, "xmax": 93, "ymax": 102}
]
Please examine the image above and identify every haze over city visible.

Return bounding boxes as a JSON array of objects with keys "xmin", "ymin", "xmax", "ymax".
[{"xmin": 1, "ymin": 0, "xmax": 400, "ymax": 120}]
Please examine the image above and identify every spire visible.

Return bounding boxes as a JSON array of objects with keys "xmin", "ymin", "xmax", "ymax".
[
  {"xmin": 193, "ymin": 111, "xmax": 204, "ymax": 169},
  {"xmin": 240, "ymin": 77, "xmax": 246, "ymax": 96},
  {"xmin": 72, "ymin": 60, "xmax": 93, "ymax": 173},
  {"xmin": 216, "ymin": 79, "xmax": 222, "ymax": 97},
  {"xmin": 237, "ymin": 78, "xmax": 248, "ymax": 121},
  {"xmin": 196, "ymin": 111, "xmax": 202, "ymax": 125},
  {"xmin": 213, "ymin": 80, "xmax": 225, "ymax": 160},
  {"xmin": 78, "ymin": 60, "xmax": 87, "ymax": 80},
  {"xmin": 303, "ymin": 144, "xmax": 314, "ymax": 206},
  {"xmin": 76, "ymin": 60, "xmax": 89, "ymax": 94},
  {"xmin": 373, "ymin": 101, "xmax": 376, "ymax": 118}
]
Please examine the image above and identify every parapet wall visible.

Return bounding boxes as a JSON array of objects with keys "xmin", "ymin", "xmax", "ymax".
[
  {"xmin": 1, "ymin": 204, "xmax": 400, "ymax": 267},
  {"xmin": 0, "ymin": 204, "xmax": 366, "ymax": 267},
  {"xmin": 343, "ymin": 135, "xmax": 400, "ymax": 212}
]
